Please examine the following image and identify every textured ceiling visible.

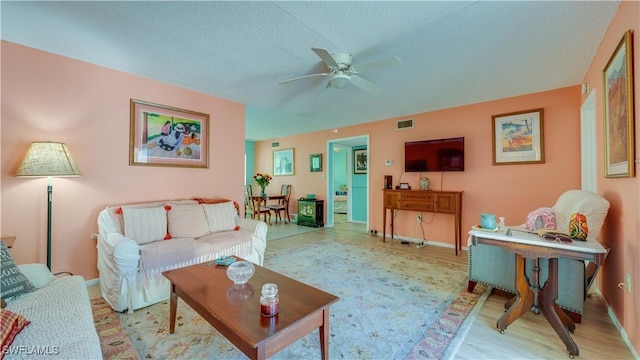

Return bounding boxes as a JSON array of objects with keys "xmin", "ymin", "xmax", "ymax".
[{"xmin": 1, "ymin": 1, "xmax": 619, "ymax": 141}]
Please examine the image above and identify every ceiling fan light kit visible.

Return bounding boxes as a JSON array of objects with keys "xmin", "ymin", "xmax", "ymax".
[{"xmin": 330, "ymin": 72, "xmax": 350, "ymax": 89}]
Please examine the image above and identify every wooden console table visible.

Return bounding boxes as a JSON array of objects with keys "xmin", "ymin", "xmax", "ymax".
[
  {"xmin": 382, "ymin": 189, "xmax": 463, "ymax": 255},
  {"xmin": 469, "ymin": 228, "xmax": 608, "ymax": 358}
]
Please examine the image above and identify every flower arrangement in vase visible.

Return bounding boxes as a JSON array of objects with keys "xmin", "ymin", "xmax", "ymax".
[{"xmin": 253, "ymin": 173, "xmax": 272, "ymax": 196}]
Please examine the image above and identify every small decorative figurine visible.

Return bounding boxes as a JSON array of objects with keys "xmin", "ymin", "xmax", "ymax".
[
  {"xmin": 569, "ymin": 213, "xmax": 588, "ymax": 241},
  {"xmin": 420, "ymin": 177, "xmax": 430, "ymax": 191}
]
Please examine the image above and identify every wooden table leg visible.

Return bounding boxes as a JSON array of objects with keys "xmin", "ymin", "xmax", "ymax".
[
  {"xmin": 169, "ymin": 282, "xmax": 177, "ymax": 334},
  {"xmin": 319, "ymin": 307, "xmax": 330, "ymax": 360},
  {"xmin": 497, "ymin": 254, "xmax": 534, "ymax": 332},
  {"xmin": 540, "ymin": 258, "xmax": 579, "ymax": 357}
]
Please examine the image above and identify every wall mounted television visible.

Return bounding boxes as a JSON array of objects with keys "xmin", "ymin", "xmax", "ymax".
[{"xmin": 404, "ymin": 137, "xmax": 465, "ymax": 172}]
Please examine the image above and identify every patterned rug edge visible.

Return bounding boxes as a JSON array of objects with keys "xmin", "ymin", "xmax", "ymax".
[{"xmin": 91, "ymin": 297, "xmax": 141, "ymax": 360}]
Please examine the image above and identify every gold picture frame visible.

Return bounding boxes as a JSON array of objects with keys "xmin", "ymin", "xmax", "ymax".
[
  {"xmin": 492, "ymin": 108, "xmax": 544, "ymax": 165},
  {"xmin": 129, "ymin": 99, "xmax": 209, "ymax": 168},
  {"xmin": 603, "ymin": 30, "xmax": 635, "ymax": 178}
]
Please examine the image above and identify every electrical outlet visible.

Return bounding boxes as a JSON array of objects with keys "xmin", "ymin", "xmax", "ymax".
[
  {"xmin": 417, "ymin": 215, "xmax": 422, "ymax": 221},
  {"xmin": 626, "ymin": 273, "xmax": 631, "ymax": 293}
]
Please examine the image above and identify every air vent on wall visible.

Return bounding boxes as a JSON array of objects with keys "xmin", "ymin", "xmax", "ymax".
[
  {"xmin": 271, "ymin": 142, "xmax": 280, "ymax": 148},
  {"xmin": 396, "ymin": 119, "xmax": 414, "ymax": 130}
]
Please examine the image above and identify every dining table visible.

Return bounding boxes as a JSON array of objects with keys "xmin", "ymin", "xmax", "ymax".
[{"xmin": 251, "ymin": 194, "xmax": 286, "ymax": 224}]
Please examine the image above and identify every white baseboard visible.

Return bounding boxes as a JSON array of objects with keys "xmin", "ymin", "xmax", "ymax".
[
  {"xmin": 85, "ymin": 278, "xmax": 99, "ymax": 287},
  {"xmin": 378, "ymin": 233, "xmax": 466, "ymax": 251},
  {"xmin": 595, "ymin": 289, "xmax": 640, "ymax": 359}
]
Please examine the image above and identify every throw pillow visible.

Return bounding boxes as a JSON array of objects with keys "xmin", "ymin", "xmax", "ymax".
[
  {"xmin": 524, "ymin": 207, "xmax": 557, "ymax": 231},
  {"xmin": 0, "ymin": 241, "xmax": 35, "ymax": 299},
  {"xmin": 203, "ymin": 201, "xmax": 237, "ymax": 233},
  {"xmin": 166, "ymin": 204, "xmax": 210, "ymax": 238},
  {"xmin": 0, "ymin": 309, "xmax": 31, "ymax": 359},
  {"xmin": 122, "ymin": 207, "xmax": 168, "ymax": 245}
]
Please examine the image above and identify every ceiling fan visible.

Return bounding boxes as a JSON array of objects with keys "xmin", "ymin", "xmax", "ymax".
[{"xmin": 279, "ymin": 48, "xmax": 402, "ymax": 95}]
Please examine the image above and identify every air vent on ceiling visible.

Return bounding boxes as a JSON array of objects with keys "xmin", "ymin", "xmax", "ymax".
[
  {"xmin": 396, "ymin": 119, "xmax": 414, "ymax": 130},
  {"xmin": 271, "ymin": 142, "xmax": 280, "ymax": 148}
]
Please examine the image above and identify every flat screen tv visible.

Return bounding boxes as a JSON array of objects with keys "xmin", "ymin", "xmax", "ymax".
[{"xmin": 404, "ymin": 137, "xmax": 464, "ymax": 172}]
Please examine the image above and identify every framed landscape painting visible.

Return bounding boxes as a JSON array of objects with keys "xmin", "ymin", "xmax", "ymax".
[
  {"xmin": 129, "ymin": 99, "xmax": 209, "ymax": 168},
  {"xmin": 492, "ymin": 108, "xmax": 544, "ymax": 165},
  {"xmin": 603, "ymin": 30, "xmax": 635, "ymax": 178},
  {"xmin": 273, "ymin": 148, "xmax": 294, "ymax": 176}
]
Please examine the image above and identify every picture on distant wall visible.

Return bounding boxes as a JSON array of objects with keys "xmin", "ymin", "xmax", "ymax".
[
  {"xmin": 603, "ymin": 30, "xmax": 635, "ymax": 178},
  {"xmin": 273, "ymin": 148, "xmax": 294, "ymax": 176},
  {"xmin": 130, "ymin": 99, "xmax": 209, "ymax": 168},
  {"xmin": 492, "ymin": 108, "xmax": 544, "ymax": 165},
  {"xmin": 310, "ymin": 153, "xmax": 322, "ymax": 172},
  {"xmin": 354, "ymin": 148, "xmax": 367, "ymax": 174}
]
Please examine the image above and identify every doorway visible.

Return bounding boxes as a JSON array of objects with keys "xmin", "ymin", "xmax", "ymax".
[{"xmin": 326, "ymin": 135, "xmax": 369, "ymax": 229}]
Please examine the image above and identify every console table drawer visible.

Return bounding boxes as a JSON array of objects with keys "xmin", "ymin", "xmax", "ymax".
[
  {"xmin": 402, "ymin": 192, "xmax": 434, "ymax": 202},
  {"xmin": 402, "ymin": 201, "xmax": 434, "ymax": 211}
]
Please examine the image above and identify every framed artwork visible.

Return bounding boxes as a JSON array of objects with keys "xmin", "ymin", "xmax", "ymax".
[
  {"xmin": 603, "ymin": 30, "xmax": 635, "ymax": 178},
  {"xmin": 310, "ymin": 153, "xmax": 322, "ymax": 172},
  {"xmin": 492, "ymin": 108, "xmax": 544, "ymax": 165},
  {"xmin": 273, "ymin": 148, "xmax": 294, "ymax": 176},
  {"xmin": 129, "ymin": 99, "xmax": 209, "ymax": 168},
  {"xmin": 354, "ymin": 148, "xmax": 368, "ymax": 174}
]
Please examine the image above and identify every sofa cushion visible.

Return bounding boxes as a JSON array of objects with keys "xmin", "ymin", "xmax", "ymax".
[
  {"xmin": 203, "ymin": 201, "xmax": 237, "ymax": 233},
  {"xmin": 0, "ymin": 309, "xmax": 30, "ymax": 358},
  {"xmin": 0, "ymin": 241, "xmax": 35, "ymax": 299},
  {"xmin": 123, "ymin": 207, "xmax": 168, "ymax": 245},
  {"xmin": 167, "ymin": 204, "xmax": 210, "ymax": 238}
]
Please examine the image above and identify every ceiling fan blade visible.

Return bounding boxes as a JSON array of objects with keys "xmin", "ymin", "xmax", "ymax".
[
  {"xmin": 352, "ymin": 56, "xmax": 402, "ymax": 72},
  {"xmin": 350, "ymin": 75, "xmax": 382, "ymax": 96},
  {"xmin": 279, "ymin": 72, "xmax": 331, "ymax": 84},
  {"xmin": 312, "ymin": 48, "xmax": 338, "ymax": 69}
]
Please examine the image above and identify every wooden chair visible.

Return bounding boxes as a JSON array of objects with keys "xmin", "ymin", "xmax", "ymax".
[
  {"xmin": 268, "ymin": 184, "xmax": 292, "ymax": 224},
  {"xmin": 245, "ymin": 185, "xmax": 271, "ymax": 224}
]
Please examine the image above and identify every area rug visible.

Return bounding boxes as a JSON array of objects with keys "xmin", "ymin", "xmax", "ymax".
[
  {"xmin": 92, "ymin": 297, "xmax": 141, "ymax": 360},
  {"xmin": 94, "ymin": 239, "xmax": 489, "ymax": 359}
]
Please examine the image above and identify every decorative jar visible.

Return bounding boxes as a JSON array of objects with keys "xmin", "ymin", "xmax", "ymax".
[
  {"xmin": 260, "ymin": 283, "xmax": 279, "ymax": 317},
  {"xmin": 226, "ymin": 261, "xmax": 255, "ymax": 285}
]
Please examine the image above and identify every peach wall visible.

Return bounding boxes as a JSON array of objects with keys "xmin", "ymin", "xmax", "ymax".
[
  {"xmin": 1, "ymin": 41, "xmax": 246, "ymax": 279},
  {"xmin": 256, "ymin": 85, "xmax": 581, "ymax": 247},
  {"xmin": 582, "ymin": 0, "xmax": 639, "ymax": 354}
]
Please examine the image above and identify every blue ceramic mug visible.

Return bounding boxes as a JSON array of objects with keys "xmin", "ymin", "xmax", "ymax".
[{"xmin": 481, "ymin": 213, "xmax": 497, "ymax": 229}]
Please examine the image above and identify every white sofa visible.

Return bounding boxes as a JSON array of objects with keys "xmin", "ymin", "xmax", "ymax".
[
  {"xmin": 4, "ymin": 264, "xmax": 102, "ymax": 359},
  {"xmin": 96, "ymin": 198, "xmax": 267, "ymax": 313}
]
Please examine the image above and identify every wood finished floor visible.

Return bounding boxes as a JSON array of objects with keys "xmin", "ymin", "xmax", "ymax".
[{"xmin": 90, "ymin": 221, "xmax": 635, "ymax": 359}]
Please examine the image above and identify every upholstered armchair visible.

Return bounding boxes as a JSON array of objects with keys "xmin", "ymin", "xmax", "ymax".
[{"xmin": 467, "ymin": 189, "xmax": 610, "ymax": 321}]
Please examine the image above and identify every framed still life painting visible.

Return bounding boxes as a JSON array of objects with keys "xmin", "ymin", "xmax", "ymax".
[
  {"xmin": 603, "ymin": 30, "xmax": 635, "ymax": 178},
  {"xmin": 129, "ymin": 99, "xmax": 209, "ymax": 168},
  {"xmin": 492, "ymin": 108, "xmax": 544, "ymax": 165}
]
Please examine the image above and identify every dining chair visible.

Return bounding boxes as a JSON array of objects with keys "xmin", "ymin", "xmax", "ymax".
[
  {"xmin": 246, "ymin": 185, "xmax": 271, "ymax": 224},
  {"xmin": 268, "ymin": 184, "xmax": 292, "ymax": 224}
]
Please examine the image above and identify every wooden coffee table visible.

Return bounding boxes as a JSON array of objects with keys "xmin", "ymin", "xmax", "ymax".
[{"xmin": 163, "ymin": 259, "xmax": 339, "ymax": 359}]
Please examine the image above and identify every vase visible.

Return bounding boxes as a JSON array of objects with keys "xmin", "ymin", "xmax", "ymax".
[{"xmin": 260, "ymin": 186, "xmax": 266, "ymax": 196}]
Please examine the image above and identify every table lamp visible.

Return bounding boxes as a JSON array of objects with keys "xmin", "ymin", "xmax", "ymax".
[{"xmin": 15, "ymin": 141, "xmax": 82, "ymax": 270}]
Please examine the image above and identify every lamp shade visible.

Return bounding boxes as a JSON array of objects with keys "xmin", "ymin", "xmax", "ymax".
[
  {"xmin": 330, "ymin": 72, "xmax": 350, "ymax": 89},
  {"xmin": 15, "ymin": 141, "xmax": 82, "ymax": 177}
]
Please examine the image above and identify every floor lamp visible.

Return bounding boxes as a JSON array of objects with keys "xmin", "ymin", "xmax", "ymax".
[{"xmin": 15, "ymin": 141, "xmax": 82, "ymax": 270}]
